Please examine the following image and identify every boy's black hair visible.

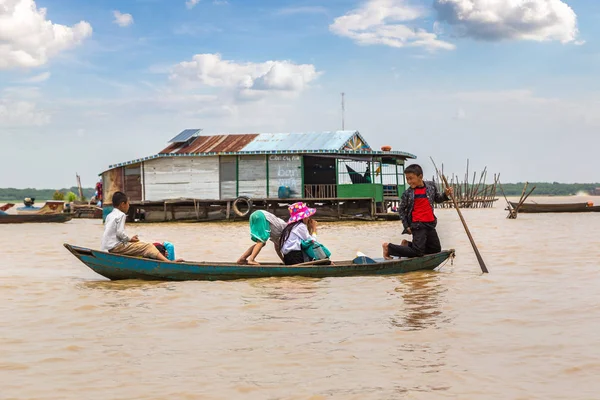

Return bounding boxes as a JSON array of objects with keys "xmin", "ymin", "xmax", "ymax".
[
  {"xmin": 154, "ymin": 243, "xmax": 167, "ymax": 257},
  {"xmin": 112, "ymin": 191, "xmax": 128, "ymax": 208},
  {"xmin": 404, "ymin": 164, "xmax": 424, "ymax": 176}
]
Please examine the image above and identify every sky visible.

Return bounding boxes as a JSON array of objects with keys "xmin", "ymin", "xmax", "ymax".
[{"xmin": 1, "ymin": 0, "xmax": 599, "ymax": 188}]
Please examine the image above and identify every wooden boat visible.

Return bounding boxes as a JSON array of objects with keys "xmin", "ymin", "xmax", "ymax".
[
  {"xmin": 0, "ymin": 203, "xmax": 15, "ymax": 212},
  {"xmin": 508, "ymin": 201, "xmax": 600, "ymax": 213},
  {"xmin": 0, "ymin": 214, "xmax": 73, "ymax": 224},
  {"xmin": 17, "ymin": 200, "xmax": 65, "ymax": 215},
  {"xmin": 64, "ymin": 244, "xmax": 455, "ymax": 281},
  {"xmin": 70, "ymin": 204, "xmax": 103, "ymax": 219}
]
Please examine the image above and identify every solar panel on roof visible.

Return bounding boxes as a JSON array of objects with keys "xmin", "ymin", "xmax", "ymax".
[{"xmin": 168, "ymin": 129, "xmax": 202, "ymax": 143}]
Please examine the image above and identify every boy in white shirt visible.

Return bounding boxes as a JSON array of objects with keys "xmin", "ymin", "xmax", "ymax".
[{"xmin": 101, "ymin": 191, "xmax": 169, "ymax": 261}]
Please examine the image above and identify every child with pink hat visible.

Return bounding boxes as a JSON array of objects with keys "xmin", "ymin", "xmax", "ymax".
[{"xmin": 279, "ymin": 202, "xmax": 319, "ymax": 265}]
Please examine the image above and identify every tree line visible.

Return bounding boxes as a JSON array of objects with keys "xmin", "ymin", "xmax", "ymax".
[
  {"xmin": 498, "ymin": 182, "xmax": 600, "ymax": 196},
  {"xmin": 0, "ymin": 187, "xmax": 96, "ymax": 202}
]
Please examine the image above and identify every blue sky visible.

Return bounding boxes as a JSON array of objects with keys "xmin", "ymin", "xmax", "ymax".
[{"xmin": 1, "ymin": 0, "xmax": 599, "ymax": 188}]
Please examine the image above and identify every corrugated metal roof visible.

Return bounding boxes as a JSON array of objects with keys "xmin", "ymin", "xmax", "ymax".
[
  {"xmin": 161, "ymin": 134, "xmax": 259, "ymax": 154},
  {"xmin": 160, "ymin": 130, "xmax": 370, "ymax": 154},
  {"xmin": 241, "ymin": 131, "xmax": 367, "ymax": 152}
]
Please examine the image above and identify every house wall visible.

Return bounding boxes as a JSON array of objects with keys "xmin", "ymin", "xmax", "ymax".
[
  {"xmin": 337, "ymin": 184, "xmax": 384, "ymax": 202},
  {"xmin": 102, "ymin": 167, "xmax": 124, "ymax": 205},
  {"xmin": 238, "ymin": 155, "xmax": 267, "ymax": 198},
  {"xmin": 144, "ymin": 157, "xmax": 220, "ymax": 201},
  {"xmin": 268, "ymin": 155, "xmax": 302, "ymax": 198},
  {"xmin": 219, "ymin": 156, "xmax": 237, "ymax": 199},
  {"xmin": 124, "ymin": 165, "xmax": 142, "ymax": 201}
]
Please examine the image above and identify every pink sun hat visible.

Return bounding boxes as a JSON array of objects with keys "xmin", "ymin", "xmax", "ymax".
[{"xmin": 287, "ymin": 202, "xmax": 316, "ymax": 224}]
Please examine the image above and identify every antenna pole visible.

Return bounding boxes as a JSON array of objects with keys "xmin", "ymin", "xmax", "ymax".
[{"xmin": 341, "ymin": 92, "xmax": 345, "ymax": 130}]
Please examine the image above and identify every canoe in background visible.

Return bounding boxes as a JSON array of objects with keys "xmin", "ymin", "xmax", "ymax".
[
  {"xmin": 64, "ymin": 244, "xmax": 455, "ymax": 282},
  {"xmin": 508, "ymin": 201, "xmax": 600, "ymax": 213},
  {"xmin": 17, "ymin": 201, "xmax": 65, "ymax": 215},
  {"xmin": 0, "ymin": 214, "xmax": 73, "ymax": 224}
]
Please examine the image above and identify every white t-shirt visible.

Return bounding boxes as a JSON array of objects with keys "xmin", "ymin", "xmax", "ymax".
[
  {"xmin": 101, "ymin": 208, "xmax": 130, "ymax": 251},
  {"xmin": 281, "ymin": 223, "xmax": 315, "ymax": 255}
]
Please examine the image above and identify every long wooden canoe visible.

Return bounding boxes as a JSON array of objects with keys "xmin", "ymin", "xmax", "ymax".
[
  {"xmin": 0, "ymin": 214, "xmax": 73, "ymax": 224},
  {"xmin": 64, "ymin": 244, "xmax": 455, "ymax": 281},
  {"xmin": 508, "ymin": 201, "xmax": 600, "ymax": 213}
]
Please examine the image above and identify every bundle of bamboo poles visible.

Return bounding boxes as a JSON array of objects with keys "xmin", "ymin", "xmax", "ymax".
[
  {"xmin": 502, "ymin": 181, "xmax": 536, "ymax": 219},
  {"xmin": 432, "ymin": 160, "xmax": 499, "ymax": 209}
]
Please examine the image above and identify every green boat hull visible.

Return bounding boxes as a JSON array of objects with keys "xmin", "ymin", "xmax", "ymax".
[{"xmin": 64, "ymin": 244, "xmax": 455, "ymax": 281}]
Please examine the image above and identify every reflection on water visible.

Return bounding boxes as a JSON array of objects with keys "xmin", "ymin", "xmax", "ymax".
[
  {"xmin": 391, "ymin": 272, "xmax": 448, "ymax": 331},
  {"xmin": 1, "ymin": 196, "xmax": 600, "ymax": 399}
]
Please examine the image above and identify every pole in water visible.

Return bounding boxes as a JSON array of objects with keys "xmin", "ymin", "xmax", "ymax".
[{"xmin": 430, "ymin": 157, "xmax": 489, "ymax": 274}]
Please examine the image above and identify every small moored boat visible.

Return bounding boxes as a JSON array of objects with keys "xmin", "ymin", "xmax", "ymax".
[
  {"xmin": 508, "ymin": 201, "xmax": 600, "ymax": 213},
  {"xmin": 0, "ymin": 214, "xmax": 73, "ymax": 224},
  {"xmin": 64, "ymin": 244, "xmax": 455, "ymax": 281}
]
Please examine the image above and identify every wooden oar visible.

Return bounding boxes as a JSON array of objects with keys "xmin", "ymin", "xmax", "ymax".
[{"xmin": 430, "ymin": 157, "xmax": 489, "ymax": 274}]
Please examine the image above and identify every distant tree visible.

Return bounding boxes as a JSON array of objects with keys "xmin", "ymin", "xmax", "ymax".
[
  {"xmin": 66, "ymin": 192, "xmax": 78, "ymax": 202},
  {"xmin": 53, "ymin": 191, "xmax": 65, "ymax": 201}
]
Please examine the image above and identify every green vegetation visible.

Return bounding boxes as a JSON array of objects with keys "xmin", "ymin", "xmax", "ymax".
[
  {"xmin": 66, "ymin": 191, "xmax": 78, "ymax": 202},
  {"xmin": 498, "ymin": 183, "xmax": 600, "ymax": 196},
  {"xmin": 0, "ymin": 187, "xmax": 95, "ymax": 202},
  {"xmin": 53, "ymin": 191, "xmax": 65, "ymax": 201}
]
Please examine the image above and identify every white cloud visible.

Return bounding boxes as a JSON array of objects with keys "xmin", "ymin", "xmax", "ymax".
[
  {"xmin": 0, "ymin": 0, "xmax": 92, "ymax": 69},
  {"xmin": 276, "ymin": 6, "xmax": 328, "ymax": 16},
  {"xmin": 330, "ymin": 0, "xmax": 455, "ymax": 51},
  {"xmin": 169, "ymin": 53, "xmax": 321, "ymax": 99},
  {"xmin": 113, "ymin": 10, "xmax": 134, "ymax": 27},
  {"xmin": 3, "ymin": 86, "xmax": 42, "ymax": 99},
  {"xmin": 186, "ymin": 0, "xmax": 200, "ymax": 9},
  {"xmin": 20, "ymin": 71, "xmax": 51, "ymax": 83},
  {"xmin": 0, "ymin": 99, "xmax": 50, "ymax": 126},
  {"xmin": 433, "ymin": 0, "xmax": 579, "ymax": 43},
  {"xmin": 213, "ymin": 0, "xmax": 228, "ymax": 5}
]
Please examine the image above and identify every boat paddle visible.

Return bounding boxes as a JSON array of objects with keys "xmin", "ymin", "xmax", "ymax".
[{"xmin": 430, "ymin": 157, "xmax": 489, "ymax": 274}]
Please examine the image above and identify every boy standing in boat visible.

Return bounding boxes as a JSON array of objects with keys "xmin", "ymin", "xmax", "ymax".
[
  {"xmin": 237, "ymin": 210, "xmax": 287, "ymax": 265},
  {"xmin": 101, "ymin": 191, "xmax": 171, "ymax": 262},
  {"xmin": 383, "ymin": 164, "xmax": 452, "ymax": 259}
]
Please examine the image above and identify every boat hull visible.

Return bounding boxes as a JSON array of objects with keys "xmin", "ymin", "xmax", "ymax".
[
  {"xmin": 0, "ymin": 214, "xmax": 73, "ymax": 224},
  {"xmin": 64, "ymin": 244, "xmax": 455, "ymax": 281},
  {"xmin": 509, "ymin": 201, "xmax": 600, "ymax": 213}
]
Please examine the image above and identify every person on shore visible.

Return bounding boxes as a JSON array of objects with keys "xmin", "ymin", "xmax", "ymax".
[
  {"xmin": 101, "ymin": 191, "xmax": 182, "ymax": 262},
  {"xmin": 279, "ymin": 202, "xmax": 322, "ymax": 265},
  {"xmin": 383, "ymin": 164, "xmax": 452, "ymax": 259},
  {"xmin": 237, "ymin": 210, "xmax": 287, "ymax": 265}
]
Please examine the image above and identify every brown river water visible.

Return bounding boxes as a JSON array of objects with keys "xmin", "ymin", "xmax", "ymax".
[{"xmin": 1, "ymin": 196, "xmax": 599, "ymax": 399}]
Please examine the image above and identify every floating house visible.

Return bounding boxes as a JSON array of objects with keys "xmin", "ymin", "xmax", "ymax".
[{"xmin": 101, "ymin": 130, "xmax": 415, "ymax": 221}]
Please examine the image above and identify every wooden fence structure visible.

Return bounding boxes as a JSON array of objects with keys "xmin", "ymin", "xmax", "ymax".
[{"xmin": 433, "ymin": 160, "xmax": 499, "ymax": 209}]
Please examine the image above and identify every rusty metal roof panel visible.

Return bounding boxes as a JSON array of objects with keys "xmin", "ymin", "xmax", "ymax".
[
  {"xmin": 160, "ymin": 134, "xmax": 259, "ymax": 154},
  {"xmin": 241, "ymin": 131, "xmax": 369, "ymax": 152}
]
